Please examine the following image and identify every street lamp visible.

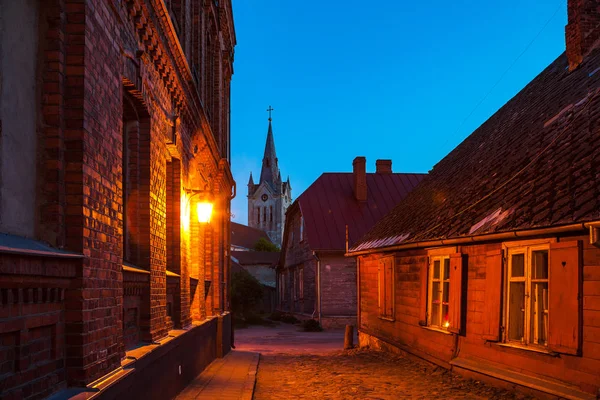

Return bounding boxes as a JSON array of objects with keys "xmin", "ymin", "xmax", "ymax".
[{"xmin": 184, "ymin": 187, "xmax": 214, "ymax": 225}]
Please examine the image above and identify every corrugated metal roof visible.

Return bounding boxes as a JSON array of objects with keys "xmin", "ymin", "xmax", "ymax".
[{"xmin": 298, "ymin": 172, "xmax": 426, "ymax": 250}]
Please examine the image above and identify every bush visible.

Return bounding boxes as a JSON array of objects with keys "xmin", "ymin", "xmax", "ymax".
[
  {"xmin": 280, "ymin": 314, "xmax": 299, "ymax": 324},
  {"xmin": 253, "ymin": 237, "xmax": 280, "ymax": 252},
  {"xmin": 302, "ymin": 319, "xmax": 323, "ymax": 332},
  {"xmin": 230, "ymin": 271, "xmax": 264, "ymax": 318},
  {"xmin": 268, "ymin": 311, "xmax": 283, "ymax": 321}
]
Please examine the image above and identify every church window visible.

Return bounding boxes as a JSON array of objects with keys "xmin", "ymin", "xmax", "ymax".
[
  {"xmin": 266, "ymin": 158, "xmax": 270, "ymax": 167},
  {"xmin": 270, "ymin": 206, "xmax": 273, "ymax": 223},
  {"xmin": 263, "ymin": 206, "xmax": 267, "ymax": 222},
  {"xmin": 256, "ymin": 207, "xmax": 260, "ymax": 224}
]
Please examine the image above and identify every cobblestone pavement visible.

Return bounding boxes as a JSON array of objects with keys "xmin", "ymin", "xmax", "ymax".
[{"xmin": 235, "ymin": 325, "xmax": 532, "ymax": 400}]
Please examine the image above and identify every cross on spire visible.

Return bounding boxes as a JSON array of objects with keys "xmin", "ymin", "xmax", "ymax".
[{"xmin": 267, "ymin": 105, "xmax": 274, "ymax": 121}]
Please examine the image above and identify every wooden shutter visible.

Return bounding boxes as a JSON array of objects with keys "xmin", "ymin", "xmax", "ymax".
[
  {"xmin": 419, "ymin": 257, "xmax": 428, "ymax": 325},
  {"xmin": 548, "ymin": 241, "xmax": 581, "ymax": 355},
  {"xmin": 482, "ymin": 249, "xmax": 503, "ymax": 341},
  {"xmin": 384, "ymin": 257, "xmax": 394, "ymax": 319},
  {"xmin": 448, "ymin": 253, "xmax": 463, "ymax": 334}
]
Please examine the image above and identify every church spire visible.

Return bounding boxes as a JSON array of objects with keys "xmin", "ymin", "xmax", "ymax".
[
  {"xmin": 259, "ymin": 106, "xmax": 279, "ymax": 189},
  {"xmin": 248, "ymin": 172, "xmax": 254, "ymax": 186}
]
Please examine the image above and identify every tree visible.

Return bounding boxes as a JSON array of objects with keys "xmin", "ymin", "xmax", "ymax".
[
  {"xmin": 253, "ymin": 237, "xmax": 280, "ymax": 252},
  {"xmin": 230, "ymin": 270, "xmax": 264, "ymax": 318}
]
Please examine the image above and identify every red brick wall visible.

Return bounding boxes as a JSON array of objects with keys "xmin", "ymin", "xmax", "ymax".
[
  {"xmin": 0, "ymin": 253, "xmax": 77, "ymax": 399},
  {"xmin": 357, "ymin": 234, "xmax": 600, "ymax": 395},
  {"xmin": 1, "ymin": 0, "xmax": 235, "ymax": 397}
]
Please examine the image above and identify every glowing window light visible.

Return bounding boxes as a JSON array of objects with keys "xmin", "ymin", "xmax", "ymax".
[{"xmin": 197, "ymin": 201, "xmax": 213, "ymax": 223}]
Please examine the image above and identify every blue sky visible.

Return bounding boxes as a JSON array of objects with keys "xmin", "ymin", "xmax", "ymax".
[{"xmin": 229, "ymin": 0, "xmax": 567, "ymax": 224}]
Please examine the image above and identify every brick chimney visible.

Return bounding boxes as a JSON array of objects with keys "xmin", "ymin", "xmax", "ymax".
[
  {"xmin": 376, "ymin": 159, "xmax": 392, "ymax": 174},
  {"xmin": 566, "ymin": 0, "xmax": 600, "ymax": 71},
  {"xmin": 353, "ymin": 156, "xmax": 367, "ymax": 202}
]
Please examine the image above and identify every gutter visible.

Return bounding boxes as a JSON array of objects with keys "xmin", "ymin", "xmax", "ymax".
[
  {"xmin": 312, "ymin": 251, "xmax": 322, "ymax": 322},
  {"xmin": 346, "ymin": 221, "xmax": 600, "ymax": 257}
]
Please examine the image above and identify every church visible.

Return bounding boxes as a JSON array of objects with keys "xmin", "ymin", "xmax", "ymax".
[{"xmin": 247, "ymin": 109, "xmax": 291, "ymax": 246}]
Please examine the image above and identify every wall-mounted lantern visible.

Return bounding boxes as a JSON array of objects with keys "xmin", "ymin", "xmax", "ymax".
[{"xmin": 184, "ymin": 187, "xmax": 214, "ymax": 225}]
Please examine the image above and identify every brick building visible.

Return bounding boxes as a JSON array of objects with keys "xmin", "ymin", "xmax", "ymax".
[
  {"xmin": 0, "ymin": 0, "xmax": 235, "ymax": 398},
  {"xmin": 348, "ymin": 1, "xmax": 600, "ymax": 397},
  {"xmin": 277, "ymin": 158, "xmax": 425, "ymax": 328}
]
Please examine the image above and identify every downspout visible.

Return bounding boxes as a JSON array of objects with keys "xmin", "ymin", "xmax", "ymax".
[
  {"xmin": 356, "ymin": 256, "xmax": 361, "ymax": 331},
  {"xmin": 313, "ymin": 251, "xmax": 321, "ymax": 322}
]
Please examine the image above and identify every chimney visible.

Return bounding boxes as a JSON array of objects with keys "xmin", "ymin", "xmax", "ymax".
[
  {"xmin": 566, "ymin": 0, "xmax": 600, "ymax": 71},
  {"xmin": 353, "ymin": 156, "xmax": 367, "ymax": 202},
  {"xmin": 376, "ymin": 159, "xmax": 392, "ymax": 174}
]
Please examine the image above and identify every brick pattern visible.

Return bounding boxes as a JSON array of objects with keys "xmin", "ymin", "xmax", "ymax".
[{"xmin": 0, "ymin": 0, "xmax": 235, "ymax": 397}]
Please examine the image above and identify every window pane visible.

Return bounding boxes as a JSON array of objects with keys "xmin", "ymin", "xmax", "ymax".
[
  {"xmin": 511, "ymin": 254, "xmax": 525, "ymax": 277},
  {"xmin": 532, "ymin": 250, "xmax": 548, "ymax": 280},
  {"xmin": 431, "ymin": 281, "xmax": 441, "ymax": 326},
  {"xmin": 531, "ymin": 282, "xmax": 549, "ymax": 345},
  {"xmin": 442, "ymin": 282, "xmax": 450, "ymax": 304},
  {"xmin": 443, "ymin": 258, "xmax": 450, "ymax": 280},
  {"xmin": 508, "ymin": 282, "xmax": 525, "ymax": 341},
  {"xmin": 442, "ymin": 304, "xmax": 449, "ymax": 327},
  {"xmin": 433, "ymin": 260, "xmax": 440, "ymax": 279}
]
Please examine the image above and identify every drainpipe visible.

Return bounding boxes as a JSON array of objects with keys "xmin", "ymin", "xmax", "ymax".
[
  {"xmin": 356, "ymin": 256, "xmax": 361, "ymax": 331},
  {"xmin": 312, "ymin": 251, "xmax": 321, "ymax": 322}
]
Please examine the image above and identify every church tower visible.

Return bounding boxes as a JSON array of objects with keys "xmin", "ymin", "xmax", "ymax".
[{"xmin": 247, "ymin": 108, "xmax": 292, "ymax": 246}]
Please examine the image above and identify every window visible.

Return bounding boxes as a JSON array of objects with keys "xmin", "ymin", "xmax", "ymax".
[
  {"xmin": 505, "ymin": 245, "xmax": 549, "ymax": 347},
  {"xmin": 428, "ymin": 256, "xmax": 451, "ymax": 329},
  {"xmin": 300, "ymin": 215, "xmax": 304, "ymax": 241},
  {"xmin": 270, "ymin": 206, "xmax": 273, "ymax": 223},
  {"xmin": 263, "ymin": 206, "xmax": 266, "ymax": 222},
  {"xmin": 256, "ymin": 207, "xmax": 260, "ymax": 224},
  {"xmin": 378, "ymin": 257, "xmax": 394, "ymax": 320},
  {"xmin": 293, "ymin": 269, "xmax": 297, "ymax": 301},
  {"xmin": 278, "ymin": 273, "xmax": 285, "ymax": 303},
  {"xmin": 299, "ymin": 268, "xmax": 304, "ymax": 299}
]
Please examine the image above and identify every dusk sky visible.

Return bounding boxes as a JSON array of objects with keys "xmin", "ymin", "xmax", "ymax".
[{"xmin": 229, "ymin": 0, "xmax": 567, "ymax": 224}]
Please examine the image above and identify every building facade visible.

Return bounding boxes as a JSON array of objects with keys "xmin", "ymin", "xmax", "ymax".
[
  {"xmin": 348, "ymin": 1, "xmax": 600, "ymax": 397},
  {"xmin": 277, "ymin": 158, "xmax": 425, "ymax": 328},
  {"xmin": 247, "ymin": 118, "xmax": 291, "ymax": 246},
  {"xmin": 0, "ymin": 0, "xmax": 235, "ymax": 398}
]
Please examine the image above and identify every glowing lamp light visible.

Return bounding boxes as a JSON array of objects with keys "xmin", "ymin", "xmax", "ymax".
[
  {"xmin": 443, "ymin": 321, "xmax": 450, "ymax": 329},
  {"xmin": 197, "ymin": 201, "xmax": 213, "ymax": 223}
]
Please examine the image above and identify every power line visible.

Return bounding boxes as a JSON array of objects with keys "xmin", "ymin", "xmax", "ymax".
[{"xmin": 440, "ymin": 2, "xmax": 563, "ymax": 152}]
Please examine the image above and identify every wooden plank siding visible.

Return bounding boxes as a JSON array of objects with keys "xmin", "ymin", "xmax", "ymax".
[{"xmin": 357, "ymin": 234, "xmax": 600, "ymax": 396}]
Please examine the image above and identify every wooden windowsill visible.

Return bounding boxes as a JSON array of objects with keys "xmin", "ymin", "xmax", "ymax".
[
  {"xmin": 421, "ymin": 325, "xmax": 453, "ymax": 335},
  {"xmin": 494, "ymin": 342, "xmax": 559, "ymax": 357},
  {"xmin": 378, "ymin": 316, "xmax": 395, "ymax": 322}
]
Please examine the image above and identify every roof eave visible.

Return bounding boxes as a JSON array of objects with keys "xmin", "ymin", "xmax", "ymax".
[{"xmin": 346, "ymin": 221, "xmax": 600, "ymax": 257}]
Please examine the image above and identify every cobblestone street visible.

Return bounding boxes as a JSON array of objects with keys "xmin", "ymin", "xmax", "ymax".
[{"xmin": 235, "ymin": 325, "xmax": 532, "ymax": 400}]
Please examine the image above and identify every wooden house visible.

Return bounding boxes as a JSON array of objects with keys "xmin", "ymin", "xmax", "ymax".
[{"xmin": 347, "ymin": 2, "xmax": 600, "ymax": 397}]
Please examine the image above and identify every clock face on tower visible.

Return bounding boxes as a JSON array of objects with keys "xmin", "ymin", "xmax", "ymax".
[{"xmin": 261, "ymin": 194, "xmax": 268, "ymax": 202}]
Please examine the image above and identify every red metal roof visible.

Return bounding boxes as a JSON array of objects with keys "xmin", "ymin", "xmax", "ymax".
[{"xmin": 298, "ymin": 172, "xmax": 426, "ymax": 251}]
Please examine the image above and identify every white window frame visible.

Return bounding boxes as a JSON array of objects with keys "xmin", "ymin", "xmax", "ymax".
[
  {"xmin": 504, "ymin": 243, "xmax": 550, "ymax": 348},
  {"xmin": 427, "ymin": 255, "xmax": 451, "ymax": 329}
]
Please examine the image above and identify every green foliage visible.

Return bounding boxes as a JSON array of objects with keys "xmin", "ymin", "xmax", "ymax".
[
  {"xmin": 230, "ymin": 271, "xmax": 264, "ymax": 318},
  {"xmin": 302, "ymin": 319, "xmax": 323, "ymax": 332},
  {"xmin": 253, "ymin": 237, "xmax": 280, "ymax": 252}
]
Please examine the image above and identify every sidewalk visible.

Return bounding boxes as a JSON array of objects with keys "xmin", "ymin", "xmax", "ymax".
[{"xmin": 175, "ymin": 350, "xmax": 260, "ymax": 400}]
